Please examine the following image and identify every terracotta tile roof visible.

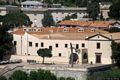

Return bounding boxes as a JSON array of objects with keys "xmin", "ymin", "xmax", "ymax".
[
  {"xmin": 12, "ymin": 28, "xmax": 25, "ymax": 35},
  {"xmin": 59, "ymin": 20, "xmax": 115, "ymax": 28},
  {"xmin": 12, "ymin": 27, "xmax": 109, "ymax": 40},
  {"xmin": 104, "ymin": 32, "xmax": 120, "ymax": 43},
  {"xmin": 13, "ymin": 27, "xmax": 108, "ymax": 34},
  {"xmin": 12, "ymin": 27, "xmax": 120, "ymax": 41}
]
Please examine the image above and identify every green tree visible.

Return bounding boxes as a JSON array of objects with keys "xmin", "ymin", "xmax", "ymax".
[
  {"xmin": 76, "ymin": 0, "xmax": 88, "ymax": 7},
  {"xmin": 59, "ymin": 77, "xmax": 66, "ymax": 80},
  {"xmin": 104, "ymin": 27, "xmax": 120, "ymax": 33},
  {"xmin": 87, "ymin": 68, "xmax": 120, "ymax": 80},
  {"xmin": 9, "ymin": 70, "xmax": 28, "ymax": 80},
  {"xmin": 0, "ymin": 76, "xmax": 7, "ymax": 80},
  {"xmin": 67, "ymin": 77, "xmax": 75, "ymax": 80},
  {"xmin": 2, "ymin": 12, "xmax": 32, "ymax": 29},
  {"xmin": 0, "ymin": 15, "xmax": 3, "ymax": 22},
  {"xmin": 43, "ymin": 0, "xmax": 52, "ymax": 4},
  {"xmin": 42, "ymin": 11, "xmax": 55, "ymax": 27},
  {"xmin": 51, "ymin": 73, "xmax": 57, "ymax": 80},
  {"xmin": 37, "ymin": 69, "xmax": 45, "ymax": 80},
  {"xmin": 63, "ymin": 15, "xmax": 71, "ymax": 20},
  {"xmin": 87, "ymin": 0, "xmax": 100, "ymax": 20},
  {"xmin": 0, "ymin": 1, "xmax": 7, "ymax": 5},
  {"xmin": 111, "ymin": 41, "xmax": 120, "ymax": 67},
  {"xmin": 37, "ymin": 48, "xmax": 52, "ymax": 64},
  {"xmin": 18, "ymin": 0, "xmax": 27, "ymax": 3},
  {"xmin": 59, "ymin": 77, "xmax": 75, "ymax": 80},
  {"xmin": 0, "ymin": 25, "xmax": 13, "ymax": 60},
  {"xmin": 70, "ymin": 13, "xmax": 77, "ymax": 19},
  {"xmin": 108, "ymin": 0, "xmax": 120, "ymax": 20},
  {"xmin": 9, "ymin": 69, "xmax": 75, "ymax": 80},
  {"xmin": 29, "ymin": 71, "xmax": 37, "ymax": 80}
]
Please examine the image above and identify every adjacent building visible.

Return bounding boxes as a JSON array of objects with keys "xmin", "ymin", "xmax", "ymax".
[
  {"xmin": 59, "ymin": 20, "xmax": 115, "ymax": 29},
  {"xmin": 0, "ymin": 1, "xmax": 112, "ymax": 27},
  {"xmin": 21, "ymin": 1, "xmax": 87, "ymax": 27},
  {"xmin": 0, "ymin": 5, "xmax": 20, "ymax": 16}
]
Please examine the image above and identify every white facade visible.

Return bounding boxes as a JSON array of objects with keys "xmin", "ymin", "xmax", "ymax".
[
  {"xmin": 12, "ymin": 28, "xmax": 112, "ymax": 64},
  {"xmin": 99, "ymin": 2, "xmax": 112, "ymax": 19}
]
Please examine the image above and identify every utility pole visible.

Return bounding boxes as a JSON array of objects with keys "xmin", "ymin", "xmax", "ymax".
[{"xmin": 70, "ymin": 43, "xmax": 74, "ymax": 67}]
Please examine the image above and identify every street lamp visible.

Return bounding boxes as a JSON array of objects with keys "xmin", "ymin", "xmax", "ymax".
[{"xmin": 70, "ymin": 43, "xmax": 74, "ymax": 67}]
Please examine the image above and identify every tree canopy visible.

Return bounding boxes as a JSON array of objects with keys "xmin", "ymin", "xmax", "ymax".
[
  {"xmin": 104, "ymin": 27, "xmax": 120, "ymax": 33},
  {"xmin": 111, "ymin": 41, "xmax": 120, "ymax": 67},
  {"xmin": 37, "ymin": 48, "xmax": 52, "ymax": 64},
  {"xmin": 0, "ymin": 76, "xmax": 7, "ymax": 80},
  {"xmin": 7, "ymin": 69, "xmax": 75, "ymax": 80},
  {"xmin": 87, "ymin": 0, "xmax": 100, "ymax": 20},
  {"xmin": 40, "ymin": 0, "xmax": 113, "ymax": 7},
  {"xmin": 2, "ymin": 12, "xmax": 32, "ymax": 28},
  {"xmin": 42, "ymin": 11, "xmax": 55, "ymax": 27},
  {"xmin": 9, "ymin": 70, "xmax": 28, "ymax": 80},
  {"xmin": 0, "ymin": 25, "xmax": 13, "ymax": 60},
  {"xmin": 87, "ymin": 68, "xmax": 120, "ymax": 80},
  {"xmin": 108, "ymin": 0, "xmax": 120, "ymax": 20}
]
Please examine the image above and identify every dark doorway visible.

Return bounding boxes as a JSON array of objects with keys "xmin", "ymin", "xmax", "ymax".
[
  {"xmin": 81, "ymin": 49, "xmax": 88, "ymax": 64},
  {"xmin": 96, "ymin": 53, "xmax": 102, "ymax": 63},
  {"xmin": 49, "ymin": 46, "xmax": 52, "ymax": 50},
  {"xmin": 82, "ymin": 53, "xmax": 88, "ymax": 64}
]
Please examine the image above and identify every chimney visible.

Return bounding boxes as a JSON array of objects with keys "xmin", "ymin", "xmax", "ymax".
[{"xmin": 48, "ymin": 35, "xmax": 50, "ymax": 39}]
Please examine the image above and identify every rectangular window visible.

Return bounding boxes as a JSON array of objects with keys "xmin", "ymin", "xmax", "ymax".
[
  {"xmin": 56, "ymin": 43, "xmax": 58, "ymax": 48},
  {"xmin": 59, "ymin": 53, "xmax": 62, "ymax": 57},
  {"xmin": 38, "ymin": 29, "xmax": 42, "ymax": 32},
  {"xmin": 41, "ymin": 42, "xmax": 44, "ymax": 47},
  {"xmin": 35, "ymin": 43, "xmax": 38, "ymax": 47},
  {"xmin": 49, "ymin": 46, "xmax": 52, "ymax": 50},
  {"xmin": 95, "ymin": 53, "xmax": 102, "ymax": 63},
  {"xmin": 76, "ymin": 44, "xmax": 79, "ymax": 49},
  {"xmin": 14, "ymin": 41, "xmax": 17, "ymax": 46},
  {"xmin": 97, "ymin": 43, "xmax": 100, "ymax": 49},
  {"xmin": 29, "ymin": 29, "xmax": 31, "ymax": 31},
  {"xmin": 24, "ymin": 29, "xmax": 26, "ymax": 31},
  {"xmin": 63, "ymin": 28, "xmax": 69, "ymax": 32},
  {"xmin": 65, "ymin": 44, "xmax": 68, "ymax": 48},
  {"xmin": 82, "ymin": 43, "xmax": 85, "ymax": 47},
  {"xmin": 29, "ymin": 42, "xmax": 32, "ymax": 47}
]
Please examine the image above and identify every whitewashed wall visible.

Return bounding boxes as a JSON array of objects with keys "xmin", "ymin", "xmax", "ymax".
[{"xmin": 13, "ymin": 33, "xmax": 112, "ymax": 64}]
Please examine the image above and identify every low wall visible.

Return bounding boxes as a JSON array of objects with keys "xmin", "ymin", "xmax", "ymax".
[
  {"xmin": 22, "ymin": 66, "xmax": 88, "ymax": 80},
  {"xmin": 10, "ymin": 55, "xmax": 69, "ymax": 64}
]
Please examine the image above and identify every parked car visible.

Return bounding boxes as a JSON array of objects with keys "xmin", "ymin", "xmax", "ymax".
[
  {"xmin": 0, "ymin": 59, "xmax": 22, "ymax": 65},
  {"xmin": 0, "ymin": 60, "xmax": 9, "ymax": 65}
]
